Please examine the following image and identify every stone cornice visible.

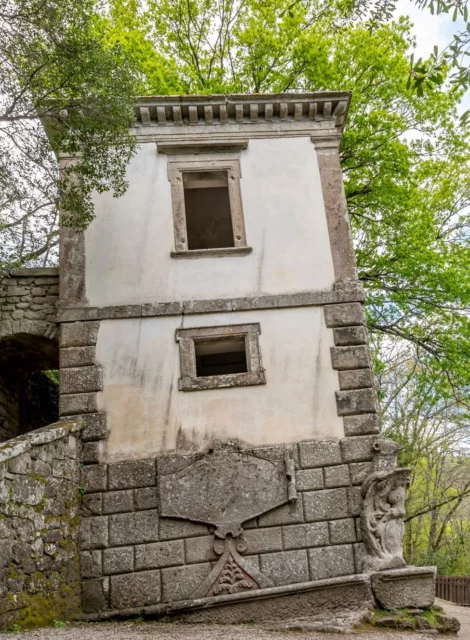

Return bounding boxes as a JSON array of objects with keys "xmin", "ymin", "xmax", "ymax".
[
  {"xmin": 134, "ymin": 91, "xmax": 352, "ymax": 131},
  {"xmin": 58, "ymin": 282, "xmax": 365, "ymax": 322}
]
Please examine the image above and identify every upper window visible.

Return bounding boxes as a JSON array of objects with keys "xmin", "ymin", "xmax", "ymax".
[
  {"xmin": 176, "ymin": 324, "xmax": 265, "ymax": 391},
  {"xmin": 167, "ymin": 157, "xmax": 251, "ymax": 258},
  {"xmin": 183, "ymin": 170, "xmax": 234, "ymax": 250}
]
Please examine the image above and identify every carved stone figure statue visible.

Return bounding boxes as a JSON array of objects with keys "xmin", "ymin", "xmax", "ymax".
[{"xmin": 360, "ymin": 467, "xmax": 411, "ymax": 572}]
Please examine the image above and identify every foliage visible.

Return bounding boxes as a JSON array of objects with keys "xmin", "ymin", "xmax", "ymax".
[
  {"xmin": 377, "ymin": 342, "xmax": 470, "ymax": 574},
  {"xmin": 0, "ymin": 0, "xmax": 139, "ymax": 267}
]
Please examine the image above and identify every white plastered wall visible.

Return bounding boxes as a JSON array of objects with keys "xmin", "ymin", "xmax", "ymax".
[
  {"xmin": 84, "ymin": 137, "xmax": 335, "ymax": 307},
  {"xmin": 96, "ymin": 306, "xmax": 344, "ymax": 462}
]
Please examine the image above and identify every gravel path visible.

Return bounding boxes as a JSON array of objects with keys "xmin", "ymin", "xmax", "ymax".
[
  {"xmin": 1, "ymin": 600, "xmax": 468, "ymax": 639},
  {"xmin": 0, "ymin": 622, "xmax": 446, "ymax": 640}
]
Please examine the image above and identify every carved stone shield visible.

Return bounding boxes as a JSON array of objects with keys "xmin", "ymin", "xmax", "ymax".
[{"xmin": 158, "ymin": 451, "xmax": 293, "ymax": 538}]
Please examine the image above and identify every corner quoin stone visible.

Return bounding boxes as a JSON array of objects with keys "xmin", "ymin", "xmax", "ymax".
[
  {"xmin": 324, "ymin": 303, "xmax": 365, "ymax": 328},
  {"xmin": 343, "ymin": 414, "xmax": 380, "ymax": 437},
  {"xmin": 335, "ymin": 388, "xmax": 379, "ymax": 416}
]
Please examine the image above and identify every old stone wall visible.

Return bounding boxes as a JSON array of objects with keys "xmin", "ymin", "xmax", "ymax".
[
  {"xmin": 0, "ymin": 420, "xmax": 82, "ymax": 630},
  {"xmin": 79, "ymin": 435, "xmax": 377, "ymax": 614},
  {"xmin": 0, "ymin": 268, "xmax": 59, "ymax": 441},
  {"xmin": 0, "ymin": 268, "xmax": 59, "ymax": 335}
]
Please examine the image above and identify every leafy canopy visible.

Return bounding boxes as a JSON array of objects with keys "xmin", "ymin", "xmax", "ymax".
[{"xmin": 0, "ymin": 0, "xmax": 139, "ymax": 266}]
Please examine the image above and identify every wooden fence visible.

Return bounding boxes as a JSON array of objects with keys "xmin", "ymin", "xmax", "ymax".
[{"xmin": 436, "ymin": 576, "xmax": 470, "ymax": 606}]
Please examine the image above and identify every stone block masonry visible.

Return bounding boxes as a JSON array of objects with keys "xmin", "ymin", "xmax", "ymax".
[
  {"xmin": 79, "ymin": 434, "xmax": 378, "ymax": 614},
  {"xmin": 0, "ymin": 420, "xmax": 82, "ymax": 629}
]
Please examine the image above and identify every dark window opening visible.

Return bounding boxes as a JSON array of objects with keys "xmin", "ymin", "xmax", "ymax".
[
  {"xmin": 195, "ymin": 337, "xmax": 248, "ymax": 377},
  {"xmin": 183, "ymin": 171, "xmax": 234, "ymax": 250}
]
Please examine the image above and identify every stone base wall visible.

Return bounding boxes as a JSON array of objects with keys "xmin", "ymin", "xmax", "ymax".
[
  {"xmin": 0, "ymin": 420, "xmax": 82, "ymax": 630},
  {"xmin": 79, "ymin": 435, "xmax": 380, "ymax": 614}
]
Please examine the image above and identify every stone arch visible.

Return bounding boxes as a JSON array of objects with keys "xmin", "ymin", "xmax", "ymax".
[{"xmin": 0, "ymin": 269, "xmax": 60, "ymax": 442}]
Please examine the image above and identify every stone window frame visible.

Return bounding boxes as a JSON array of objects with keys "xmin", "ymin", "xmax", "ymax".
[
  {"xmin": 176, "ymin": 323, "xmax": 266, "ymax": 392},
  {"xmin": 167, "ymin": 155, "xmax": 250, "ymax": 258}
]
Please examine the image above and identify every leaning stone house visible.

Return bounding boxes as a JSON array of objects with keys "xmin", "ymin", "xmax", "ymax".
[{"xmin": 0, "ymin": 93, "xmax": 435, "ymax": 626}]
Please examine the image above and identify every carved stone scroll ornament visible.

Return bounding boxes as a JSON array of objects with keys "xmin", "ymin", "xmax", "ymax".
[
  {"xmin": 158, "ymin": 449, "xmax": 296, "ymax": 597},
  {"xmin": 192, "ymin": 536, "xmax": 274, "ymax": 599},
  {"xmin": 360, "ymin": 467, "xmax": 411, "ymax": 572}
]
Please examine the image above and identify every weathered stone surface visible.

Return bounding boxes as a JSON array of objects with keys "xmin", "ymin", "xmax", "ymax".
[
  {"xmin": 331, "ymin": 346, "xmax": 370, "ymax": 370},
  {"xmin": 308, "ymin": 544, "xmax": 355, "ymax": 581},
  {"xmin": 257, "ymin": 494, "xmax": 304, "ymax": 527},
  {"xmin": 323, "ymin": 464, "xmax": 350, "ymax": 488},
  {"xmin": 371, "ymin": 567, "xmax": 436, "ymax": 609},
  {"xmin": 60, "ymin": 346, "xmax": 96, "ymax": 368},
  {"xmin": 260, "ymin": 549, "xmax": 309, "ymax": 586},
  {"xmin": 338, "ymin": 369, "xmax": 373, "ymax": 390},
  {"xmin": 324, "ymin": 303, "xmax": 365, "ymax": 327},
  {"xmin": 159, "ymin": 451, "xmax": 291, "ymax": 538},
  {"xmin": 243, "ymin": 528, "xmax": 283, "ymax": 554},
  {"xmin": 336, "ymin": 389, "xmax": 379, "ymax": 416},
  {"xmin": 159, "ymin": 517, "xmax": 210, "ymax": 541},
  {"xmin": 295, "ymin": 468, "xmax": 324, "ymax": 491},
  {"xmin": 436, "ymin": 614, "xmax": 460, "ymax": 634},
  {"xmin": 341, "ymin": 435, "xmax": 378, "ymax": 463},
  {"xmin": 135, "ymin": 540, "xmax": 184, "ymax": 570},
  {"xmin": 343, "ymin": 414, "xmax": 381, "ymax": 437},
  {"xmin": 333, "ymin": 326, "xmax": 367, "ymax": 346},
  {"xmin": 80, "ymin": 412, "xmax": 107, "ymax": 442},
  {"xmin": 82, "ymin": 441, "xmax": 102, "ymax": 464},
  {"xmin": 134, "ymin": 486, "xmax": 158, "ymax": 511},
  {"xmin": 61, "ymin": 321, "xmax": 100, "ymax": 347},
  {"xmin": 349, "ymin": 462, "xmax": 373, "ymax": 485},
  {"xmin": 361, "ymin": 467, "xmax": 410, "ymax": 572},
  {"xmin": 103, "ymin": 547, "xmax": 134, "ymax": 575},
  {"xmin": 61, "ymin": 366, "xmax": 103, "ymax": 394},
  {"xmin": 80, "ymin": 516, "xmax": 108, "ymax": 550},
  {"xmin": 304, "ymin": 488, "xmax": 348, "ymax": 522},
  {"xmin": 102, "ymin": 490, "xmax": 134, "ymax": 515},
  {"xmin": 299, "ymin": 440, "xmax": 342, "ymax": 469},
  {"xmin": 0, "ymin": 423, "xmax": 82, "ymax": 624},
  {"xmin": 81, "ymin": 578, "xmax": 108, "ymax": 613},
  {"xmin": 329, "ymin": 518, "xmax": 356, "ymax": 545},
  {"xmin": 161, "ymin": 562, "xmax": 212, "ymax": 602},
  {"xmin": 282, "ymin": 522, "xmax": 329, "ymax": 550},
  {"xmin": 82, "ymin": 464, "xmax": 108, "ymax": 493},
  {"xmin": 108, "ymin": 510, "xmax": 159, "ymax": 546},
  {"xmin": 59, "ymin": 393, "xmax": 98, "ymax": 416},
  {"xmin": 347, "ymin": 486, "xmax": 362, "ymax": 517},
  {"xmin": 108, "ymin": 459, "xmax": 156, "ymax": 490},
  {"xmin": 80, "ymin": 551, "xmax": 102, "ymax": 578},
  {"xmin": 110, "ymin": 570, "xmax": 161, "ymax": 609},
  {"xmin": 353, "ymin": 542, "xmax": 367, "ymax": 573},
  {"xmin": 82, "ymin": 493, "xmax": 103, "ymax": 516},
  {"xmin": 184, "ymin": 536, "xmax": 218, "ymax": 564}
]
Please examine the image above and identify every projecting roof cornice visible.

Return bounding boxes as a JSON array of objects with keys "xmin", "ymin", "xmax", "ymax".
[{"xmin": 132, "ymin": 92, "xmax": 352, "ymax": 141}]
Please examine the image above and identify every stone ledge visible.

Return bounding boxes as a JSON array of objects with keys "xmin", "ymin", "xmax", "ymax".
[
  {"xmin": 59, "ymin": 285, "xmax": 366, "ymax": 322},
  {"xmin": 78, "ymin": 572, "xmax": 374, "ymax": 622},
  {"xmin": 0, "ymin": 419, "xmax": 82, "ymax": 463},
  {"xmin": 7, "ymin": 267, "xmax": 59, "ymax": 278}
]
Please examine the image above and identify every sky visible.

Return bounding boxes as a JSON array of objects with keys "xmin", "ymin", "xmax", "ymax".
[{"xmin": 395, "ymin": 0, "xmax": 470, "ymax": 109}]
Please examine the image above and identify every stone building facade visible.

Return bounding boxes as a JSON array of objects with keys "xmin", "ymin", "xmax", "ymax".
[{"xmin": 0, "ymin": 92, "xmax": 436, "ymax": 623}]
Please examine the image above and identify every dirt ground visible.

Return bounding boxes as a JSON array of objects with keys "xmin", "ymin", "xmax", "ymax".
[{"xmin": 1, "ymin": 599, "xmax": 468, "ymax": 639}]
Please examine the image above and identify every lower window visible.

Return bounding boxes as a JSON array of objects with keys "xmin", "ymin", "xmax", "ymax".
[{"xmin": 176, "ymin": 324, "xmax": 265, "ymax": 391}]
